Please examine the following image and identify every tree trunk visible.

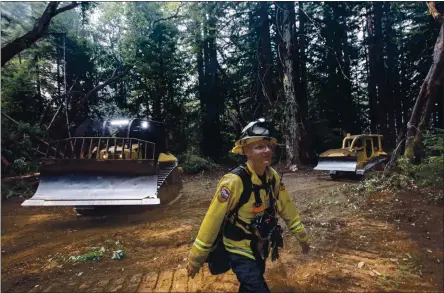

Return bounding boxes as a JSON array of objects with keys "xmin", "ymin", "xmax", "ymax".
[
  {"xmin": 437, "ymin": 81, "xmax": 444, "ymax": 128},
  {"xmin": 383, "ymin": 2, "xmax": 397, "ymax": 149},
  {"xmin": 367, "ymin": 14, "xmax": 378, "ymax": 133},
  {"xmin": 274, "ymin": 4, "xmax": 284, "ymax": 98},
  {"xmin": 280, "ymin": 1, "xmax": 301, "ymax": 167},
  {"xmin": 257, "ymin": 1, "xmax": 274, "ymax": 117},
  {"xmin": 298, "ymin": 1, "xmax": 308, "ymax": 121},
  {"xmin": 201, "ymin": 3, "xmax": 221, "ymax": 160},
  {"xmin": 56, "ymin": 43, "xmax": 61, "ymax": 98},
  {"xmin": 35, "ymin": 54, "xmax": 43, "ymax": 117},
  {"xmin": 196, "ymin": 19, "xmax": 205, "ymax": 112},
  {"xmin": 405, "ymin": 20, "xmax": 444, "ymax": 161},
  {"xmin": 153, "ymin": 31, "xmax": 163, "ymax": 121},
  {"xmin": 290, "ymin": 3, "xmax": 300, "ymax": 108},
  {"xmin": 297, "ymin": 2, "xmax": 311, "ymax": 164},
  {"xmin": 399, "ymin": 37, "xmax": 410, "ymax": 138},
  {"xmin": 395, "ymin": 38, "xmax": 405, "ymax": 138},
  {"xmin": 373, "ymin": 2, "xmax": 389, "ymax": 141}
]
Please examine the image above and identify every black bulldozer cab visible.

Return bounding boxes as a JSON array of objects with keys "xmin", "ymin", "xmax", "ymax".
[{"xmin": 74, "ymin": 118, "xmax": 168, "ymax": 159}]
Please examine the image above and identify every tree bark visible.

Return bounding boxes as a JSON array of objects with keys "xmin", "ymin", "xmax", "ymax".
[
  {"xmin": 196, "ymin": 19, "xmax": 205, "ymax": 113},
  {"xmin": 396, "ymin": 38, "xmax": 405, "ymax": 138},
  {"xmin": 373, "ymin": 2, "xmax": 388, "ymax": 140},
  {"xmin": 298, "ymin": 1, "xmax": 308, "ymax": 121},
  {"xmin": 297, "ymin": 2, "xmax": 310, "ymax": 164},
  {"xmin": 280, "ymin": 1, "xmax": 301, "ymax": 167},
  {"xmin": 383, "ymin": 2, "xmax": 397, "ymax": 148},
  {"xmin": 405, "ymin": 14, "xmax": 444, "ymax": 161},
  {"xmin": 367, "ymin": 14, "xmax": 378, "ymax": 133},
  {"xmin": 201, "ymin": 3, "xmax": 221, "ymax": 160},
  {"xmin": 35, "ymin": 54, "xmax": 43, "ymax": 117},
  {"xmin": 274, "ymin": 4, "xmax": 284, "ymax": 99},
  {"xmin": 257, "ymin": 1, "xmax": 274, "ymax": 117},
  {"xmin": 1, "ymin": 2, "xmax": 80, "ymax": 67}
]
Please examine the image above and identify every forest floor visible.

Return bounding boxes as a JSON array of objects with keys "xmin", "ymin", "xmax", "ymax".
[{"xmin": 1, "ymin": 170, "xmax": 443, "ymax": 293}]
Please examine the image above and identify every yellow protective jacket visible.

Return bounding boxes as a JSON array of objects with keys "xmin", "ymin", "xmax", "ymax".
[{"xmin": 188, "ymin": 162, "xmax": 308, "ymax": 269}]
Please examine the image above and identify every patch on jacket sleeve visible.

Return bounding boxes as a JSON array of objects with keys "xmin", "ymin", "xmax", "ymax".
[{"xmin": 217, "ymin": 187, "xmax": 231, "ymax": 203}]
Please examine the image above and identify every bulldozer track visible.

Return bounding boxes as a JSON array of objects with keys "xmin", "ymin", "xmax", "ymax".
[
  {"xmin": 27, "ymin": 267, "xmax": 239, "ymax": 293},
  {"xmin": 157, "ymin": 162, "xmax": 178, "ymax": 190}
]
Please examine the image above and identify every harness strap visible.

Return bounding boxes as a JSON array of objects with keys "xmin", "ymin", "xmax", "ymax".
[{"xmin": 223, "ymin": 165, "xmax": 279, "ymax": 243}]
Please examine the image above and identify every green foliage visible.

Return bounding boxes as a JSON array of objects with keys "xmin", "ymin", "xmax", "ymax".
[
  {"xmin": 337, "ymin": 130, "xmax": 444, "ymax": 200},
  {"xmin": 423, "ymin": 128, "xmax": 444, "ymax": 155},
  {"xmin": 69, "ymin": 247, "xmax": 105, "ymax": 262},
  {"xmin": 1, "ymin": 119, "xmax": 45, "ymax": 176},
  {"xmin": 179, "ymin": 150, "xmax": 217, "ymax": 174},
  {"xmin": 398, "ymin": 129, "xmax": 444, "ymax": 189},
  {"xmin": 0, "ymin": 1, "xmax": 442, "ymax": 172},
  {"xmin": 332, "ymin": 172, "xmax": 414, "ymax": 199},
  {"xmin": 413, "ymin": 156, "xmax": 444, "ymax": 189},
  {"xmin": 1, "ymin": 180, "xmax": 35, "ymax": 200}
]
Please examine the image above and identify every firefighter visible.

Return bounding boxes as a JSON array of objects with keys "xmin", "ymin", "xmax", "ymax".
[{"xmin": 186, "ymin": 118, "xmax": 310, "ymax": 292}]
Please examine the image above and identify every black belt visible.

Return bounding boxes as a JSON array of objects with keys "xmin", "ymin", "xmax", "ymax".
[
  {"xmin": 223, "ymin": 220, "xmax": 255, "ymax": 241},
  {"xmin": 224, "ymin": 211, "xmax": 275, "ymax": 242}
]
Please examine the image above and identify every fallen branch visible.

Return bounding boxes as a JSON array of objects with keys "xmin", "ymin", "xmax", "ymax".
[
  {"xmin": 74, "ymin": 67, "xmax": 127, "ymax": 110},
  {"xmin": 2, "ymin": 173, "xmax": 40, "ymax": 183},
  {"xmin": 47, "ymin": 77, "xmax": 78, "ymax": 131},
  {"xmin": 1, "ymin": 112, "xmax": 65, "ymax": 158},
  {"xmin": 384, "ymin": 138, "xmax": 406, "ymax": 173}
]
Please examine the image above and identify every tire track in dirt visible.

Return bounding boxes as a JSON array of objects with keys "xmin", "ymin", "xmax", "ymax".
[
  {"xmin": 27, "ymin": 267, "xmax": 239, "ymax": 293},
  {"xmin": 5, "ymin": 172, "xmax": 441, "ymax": 292}
]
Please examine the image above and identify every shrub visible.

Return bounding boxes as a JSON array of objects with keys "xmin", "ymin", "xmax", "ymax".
[
  {"xmin": 179, "ymin": 151, "xmax": 217, "ymax": 174},
  {"xmin": 1, "ymin": 180, "xmax": 35, "ymax": 199},
  {"xmin": 332, "ymin": 172, "xmax": 414, "ymax": 199},
  {"xmin": 397, "ymin": 129, "xmax": 444, "ymax": 189}
]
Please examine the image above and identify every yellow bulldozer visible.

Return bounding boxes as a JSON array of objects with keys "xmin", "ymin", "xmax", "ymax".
[
  {"xmin": 314, "ymin": 133, "xmax": 388, "ymax": 179},
  {"xmin": 22, "ymin": 118, "xmax": 182, "ymax": 215}
]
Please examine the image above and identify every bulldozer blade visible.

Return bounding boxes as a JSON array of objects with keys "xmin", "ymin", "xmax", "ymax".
[
  {"xmin": 22, "ymin": 160, "xmax": 162, "ymax": 207},
  {"xmin": 22, "ymin": 174, "xmax": 160, "ymax": 206},
  {"xmin": 314, "ymin": 157, "xmax": 357, "ymax": 172}
]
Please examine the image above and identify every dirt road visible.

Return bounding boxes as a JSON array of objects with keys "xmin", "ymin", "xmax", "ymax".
[{"xmin": 1, "ymin": 171, "xmax": 443, "ymax": 292}]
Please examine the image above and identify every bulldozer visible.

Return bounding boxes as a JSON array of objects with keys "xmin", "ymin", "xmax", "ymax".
[
  {"xmin": 314, "ymin": 133, "xmax": 388, "ymax": 179},
  {"xmin": 22, "ymin": 118, "xmax": 182, "ymax": 215}
]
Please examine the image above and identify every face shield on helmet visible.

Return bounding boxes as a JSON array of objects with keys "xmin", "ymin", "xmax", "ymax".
[
  {"xmin": 240, "ymin": 119, "xmax": 272, "ymax": 139},
  {"xmin": 232, "ymin": 118, "xmax": 277, "ymax": 155}
]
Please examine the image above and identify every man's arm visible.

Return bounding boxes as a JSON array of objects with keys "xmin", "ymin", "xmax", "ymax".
[
  {"xmin": 274, "ymin": 177, "xmax": 309, "ymax": 244},
  {"xmin": 187, "ymin": 174, "xmax": 240, "ymax": 269}
]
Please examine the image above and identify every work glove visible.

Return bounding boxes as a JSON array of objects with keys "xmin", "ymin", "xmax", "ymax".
[
  {"xmin": 299, "ymin": 240, "xmax": 310, "ymax": 254},
  {"xmin": 186, "ymin": 262, "xmax": 200, "ymax": 279}
]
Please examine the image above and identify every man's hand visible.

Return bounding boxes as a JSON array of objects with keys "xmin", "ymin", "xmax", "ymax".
[
  {"xmin": 186, "ymin": 263, "xmax": 200, "ymax": 279},
  {"xmin": 300, "ymin": 241, "xmax": 310, "ymax": 254}
]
